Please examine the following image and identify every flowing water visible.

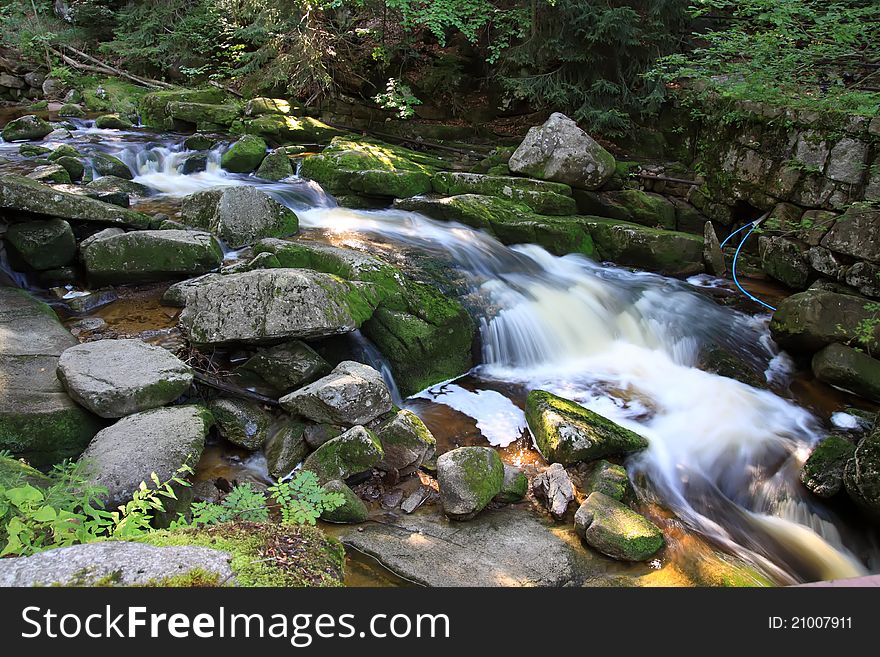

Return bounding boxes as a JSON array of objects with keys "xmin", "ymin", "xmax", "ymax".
[{"xmin": 3, "ymin": 119, "xmax": 878, "ymax": 584}]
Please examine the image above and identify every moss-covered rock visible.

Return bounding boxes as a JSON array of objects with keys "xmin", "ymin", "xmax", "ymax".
[
  {"xmin": 140, "ymin": 521, "xmax": 345, "ymax": 586},
  {"xmin": 94, "ymin": 114, "xmax": 134, "ymax": 130},
  {"xmin": 255, "ymin": 148, "xmax": 294, "ymax": 181},
  {"xmin": 437, "ymin": 446, "xmax": 504, "ymax": 520},
  {"xmin": 53, "ymin": 156, "xmax": 85, "ymax": 182},
  {"xmin": 843, "ymin": 427, "xmax": 880, "ymax": 514},
  {"xmin": 139, "ymin": 88, "xmax": 226, "ymax": 130},
  {"xmin": 494, "ymin": 463, "xmax": 528, "ymax": 503},
  {"xmin": 812, "ymin": 343, "xmax": 880, "ymax": 403},
  {"xmin": 320, "ymin": 480, "xmax": 369, "ymax": 523},
  {"xmin": 245, "ymin": 97, "xmax": 292, "ymax": 116},
  {"xmin": 91, "ymin": 152, "xmax": 132, "ymax": 179},
  {"xmin": 758, "ymin": 235, "xmax": 810, "ymax": 290},
  {"xmin": 166, "ymin": 102, "xmax": 240, "ymax": 128},
  {"xmin": 574, "ymin": 491, "xmax": 664, "ymax": 561},
  {"xmin": 209, "ymin": 398, "xmax": 271, "ymax": 451},
  {"xmin": 525, "ymin": 390, "xmax": 648, "ymax": 465},
  {"xmin": 770, "ymin": 290, "xmax": 880, "ymax": 354},
  {"xmin": 237, "ymin": 340, "xmax": 331, "ymax": 394},
  {"xmin": 574, "ymin": 189, "xmax": 677, "ymax": 230},
  {"xmin": 264, "ymin": 420, "xmax": 309, "ymax": 479},
  {"xmin": 373, "ymin": 409, "xmax": 436, "ymax": 475},
  {"xmin": 302, "ymin": 425, "xmax": 384, "ymax": 483},
  {"xmin": 2, "ymin": 115, "xmax": 52, "ymax": 141},
  {"xmin": 28, "ymin": 163, "xmax": 72, "ymax": 184},
  {"xmin": 19, "ymin": 144, "xmax": 51, "ymax": 157},
  {"xmin": 220, "ymin": 134, "xmax": 267, "ymax": 173},
  {"xmin": 234, "ymin": 114, "xmax": 342, "ymax": 144},
  {"xmin": 584, "ymin": 459, "xmax": 631, "ymax": 501},
  {"xmin": 6, "ymin": 218, "xmax": 76, "ymax": 270},
  {"xmin": 85, "ymin": 175, "xmax": 149, "ymax": 197},
  {"xmin": 58, "ymin": 103, "xmax": 85, "ymax": 118},
  {"xmin": 801, "ymin": 435, "xmax": 855, "ymax": 498},
  {"xmin": 432, "ymin": 171, "xmax": 576, "ymax": 215},
  {"xmin": 82, "ymin": 229, "xmax": 224, "ymax": 284},
  {"xmin": 471, "ymin": 146, "xmax": 514, "ymax": 174}
]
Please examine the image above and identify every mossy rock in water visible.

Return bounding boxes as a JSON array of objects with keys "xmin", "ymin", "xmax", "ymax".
[
  {"xmin": 53, "ymin": 156, "xmax": 85, "ymax": 182},
  {"xmin": 165, "ymin": 102, "xmax": 240, "ymax": 128},
  {"xmin": 2, "ymin": 115, "xmax": 52, "ymax": 141},
  {"xmin": 255, "ymin": 148, "xmax": 294, "ymax": 181},
  {"xmin": 574, "ymin": 492, "xmax": 664, "ymax": 561},
  {"xmin": 237, "ymin": 340, "xmax": 331, "ymax": 394},
  {"xmin": 139, "ymin": 88, "xmax": 226, "ymax": 130},
  {"xmin": 584, "ymin": 460, "xmax": 631, "ymax": 501},
  {"xmin": 234, "ymin": 114, "xmax": 341, "ymax": 144},
  {"xmin": 264, "ymin": 420, "xmax": 309, "ymax": 479},
  {"xmin": 220, "ymin": 134, "xmax": 267, "ymax": 173},
  {"xmin": 320, "ymin": 480, "xmax": 369, "ymax": 524},
  {"xmin": 58, "ymin": 103, "xmax": 85, "ymax": 118},
  {"xmin": 91, "ymin": 152, "xmax": 133, "ymax": 179},
  {"xmin": 843, "ymin": 427, "xmax": 880, "ymax": 515},
  {"xmin": 140, "ymin": 521, "xmax": 345, "ymax": 586},
  {"xmin": 209, "ymin": 398, "xmax": 271, "ymax": 451},
  {"xmin": 432, "ymin": 171, "xmax": 576, "ymax": 215},
  {"xmin": 6, "ymin": 218, "xmax": 76, "ymax": 270},
  {"xmin": 302, "ymin": 425, "xmax": 385, "ymax": 483},
  {"xmin": 437, "ymin": 446, "xmax": 505, "ymax": 520},
  {"xmin": 574, "ymin": 189, "xmax": 677, "ymax": 230},
  {"xmin": 801, "ymin": 435, "xmax": 855, "ymax": 498},
  {"xmin": 373, "ymin": 409, "xmax": 436, "ymax": 475},
  {"xmin": 28, "ymin": 163, "xmax": 72, "ymax": 185},
  {"xmin": 525, "ymin": 390, "xmax": 648, "ymax": 465},
  {"xmin": 494, "ymin": 463, "xmax": 528, "ymax": 503},
  {"xmin": 94, "ymin": 114, "xmax": 134, "ymax": 130},
  {"xmin": 812, "ymin": 343, "xmax": 880, "ymax": 404},
  {"xmin": 470, "ymin": 146, "xmax": 514, "ymax": 174},
  {"xmin": 47, "ymin": 144, "xmax": 81, "ymax": 161},
  {"xmin": 245, "ymin": 97, "xmax": 292, "ymax": 116},
  {"xmin": 19, "ymin": 144, "xmax": 51, "ymax": 157}
]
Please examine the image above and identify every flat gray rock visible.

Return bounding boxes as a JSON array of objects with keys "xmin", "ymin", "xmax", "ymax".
[
  {"xmin": 0, "ymin": 542, "xmax": 235, "ymax": 587},
  {"xmin": 57, "ymin": 338, "xmax": 193, "ymax": 418}
]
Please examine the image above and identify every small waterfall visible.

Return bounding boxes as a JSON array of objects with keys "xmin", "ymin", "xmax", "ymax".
[{"xmin": 349, "ymin": 330, "xmax": 404, "ymax": 407}]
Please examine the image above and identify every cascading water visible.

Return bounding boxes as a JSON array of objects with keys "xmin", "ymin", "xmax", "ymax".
[{"xmin": 9, "ymin": 120, "xmax": 874, "ymax": 583}]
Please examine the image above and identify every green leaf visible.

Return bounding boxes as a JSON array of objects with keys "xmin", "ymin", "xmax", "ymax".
[{"xmin": 5, "ymin": 485, "xmax": 44, "ymax": 507}]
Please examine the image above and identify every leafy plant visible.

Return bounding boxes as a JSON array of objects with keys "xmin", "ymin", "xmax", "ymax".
[
  {"xmin": 269, "ymin": 470, "xmax": 345, "ymax": 526},
  {"xmin": 374, "ymin": 77, "xmax": 422, "ymax": 118},
  {"xmin": 182, "ymin": 482, "xmax": 270, "ymax": 527}
]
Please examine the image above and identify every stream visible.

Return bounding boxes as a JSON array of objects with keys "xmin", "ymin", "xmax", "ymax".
[{"xmin": 2, "ymin": 117, "xmax": 878, "ymax": 585}]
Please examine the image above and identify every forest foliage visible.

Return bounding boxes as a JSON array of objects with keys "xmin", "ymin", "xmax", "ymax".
[{"xmin": 1, "ymin": 1, "xmax": 878, "ymax": 134}]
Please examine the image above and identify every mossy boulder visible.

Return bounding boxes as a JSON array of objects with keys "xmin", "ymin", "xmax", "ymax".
[
  {"xmin": 140, "ymin": 521, "xmax": 345, "ymax": 586},
  {"xmin": 432, "ymin": 171, "xmax": 576, "ymax": 215},
  {"xmin": 85, "ymin": 175, "xmax": 149, "ymax": 197},
  {"xmin": 82, "ymin": 229, "xmax": 223, "ymax": 284},
  {"xmin": 574, "ymin": 492, "xmax": 664, "ymax": 561},
  {"xmin": 19, "ymin": 144, "xmax": 51, "ymax": 157},
  {"xmin": 209, "ymin": 398, "xmax": 271, "ymax": 451},
  {"xmin": 574, "ymin": 189, "xmax": 677, "ymax": 230},
  {"xmin": 495, "ymin": 463, "xmax": 528, "ymax": 503},
  {"xmin": 812, "ymin": 343, "xmax": 880, "ymax": 403},
  {"xmin": 264, "ymin": 420, "xmax": 309, "ymax": 479},
  {"xmin": 183, "ymin": 133, "xmax": 218, "ymax": 151},
  {"xmin": 255, "ymin": 147, "xmax": 294, "ymax": 181},
  {"xmin": 584, "ymin": 460, "xmax": 631, "ymax": 501},
  {"xmin": 165, "ymin": 102, "xmax": 240, "ymax": 128},
  {"xmin": 234, "ymin": 114, "xmax": 341, "ymax": 144},
  {"xmin": 770, "ymin": 290, "xmax": 880, "ymax": 354},
  {"xmin": 91, "ymin": 151, "xmax": 133, "ymax": 179},
  {"xmin": 58, "ymin": 103, "xmax": 85, "ymax": 118},
  {"xmin": 53, "ymin": 156, "xmax": 85, "ymax": 182},
  {"xmin": 180, "ymin": 186, "xmax": 298, "ymax": 247},
  {"xmin": 801, "ymin": 435, "xmax": 855, "ymax": 498},
  {"xmin": 301, "ymin": 424, "xmax": 385, "ymax": 483},
  {"xmin": 237, "ymin": 340, "xmax": 331, "ymax": 394},
  {"xmin": 437, "ymin": 446, "xmax": 505, "ymax": 520},
  {"xmin": 843, "ymin": 427, "xmax": 880, "ymax": 514},
  {"xmin": 46, "ymin": 144, "xmax": 82, "ymax": 161},
  {"xmin": 525, "ymin": 390, "xmax": 649, "ymax": 465},
  {"xmin": 2, "ymin": 115, "xmax": 52, "ymax": 141},
  {"xmin": 28, "ymin": 164, "xmax": 71, "ymax": 184},
  {"xmin": 220, "ymin": 134, "xmax": 267, "ymax": 173},
  {"xmin": 6, "ymin": 218, "xmax": 76, "ymax": 270},
  {"xmin": 94, "ymin": 114, "xmax": 134, "ymax": 130},
  {"xmin": 759, "ymin": 236, "xmax": 810, "ymax": 290},
  {"xmin": 245, "ymin": 97, "xmax": 292, "ymax": 116},
  {"xmin": 0, "ymin": 288, "xmax": 102, "ymax": 466},
  {"xmin": 320, "ymin": 480, "xmax": 369, "ymax": 524},
  {"xmin": 140, "ymin": 88, "xmax": 226, "ymax": 130},
  {"xmin": 373, "ymin": 409, "xmax": 436, "ymax": 475}
]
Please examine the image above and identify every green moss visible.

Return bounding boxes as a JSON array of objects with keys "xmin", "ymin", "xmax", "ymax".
[
  {"xmin": 302, "ymin": 428, "xmax": 384, "ymax": 483},
  {"xmin": 0, "ymin": 455, "xmax": 51, "ymax": 488},
  {"xmin": 139, "ymin": 522, "xmax": 345, "ymax": 587},
  {"xmin": 79, "ymin": 77, "xmax": 148, "ymax": 122},
  {"xmin": 58, "ymin": 103, "xmax": 85, "ymax": 118},
  {"xmin": 495, "ymin": 466, "xmax": 528, "ymax": 503},
  {"xmin": 165, "ymin": 102, "xmax": 240, "ymax": 128},
  {"xmin": 440, "ymin": 446, "xmax": 505, "ymax": 517},
  {"xmin": 0, "ymin": 402, "xmax": 103, "ymax": 468},
  {"xmin": 19, "ymin": 144, "xmax": 51, "ymax": 157},
  {"xmin": 234, "ymin": 114, "xmax": 342, "ymax": 143},
  {"xmin": 139, "ymin": 87, "xmax": 226, "ymax": 129},
  {"xmin": 432, "ymin": 172, "xmax": 576, "ymax": 215},
  {"xmin": 220, "ymin": 134, "xmax": 267, "ymax": 173},
  {"xmin": 255, "ymin": 149, "xmax": 294, "ymax": 181},
  {"xmin": 91, "ymin": 152, "xmax": 132, "ymax": 179},
  {"xmin": 320, "ymin": 480, "xmax": 369, "ymax": 524}
]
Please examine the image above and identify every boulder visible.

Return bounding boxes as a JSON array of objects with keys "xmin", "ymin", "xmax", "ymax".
[
  {"xmin": 19, "ymin": 144, "xmax": 51, "ymax": 157},
  {"xmin": 373, "ymin": 409, "xmax": 436, "ymax": 475},
  {"xmin": 57, "ymin": 103, "xmax": 85, "ymax": 118},
  {"xmin": 575, "ymin": 189, "xmax": 676, "ymax": 229},
  {"xmin": 175, "ymin": 269, "xmax": 380, "ymax": 346},
  {"xmin": 584, "ymin": 460, "xmax": 630, "ymax": 501},
  {"xmin": 280, "ymin": 361, "xmax": 392, "ymax": 426},
  {"xmin": 574, "ymin": 492, "xmax": 664, "ymax": 561},
  {"xmin": 320, "ymin": 480, "xmax": 369, "ymax": 524},
  {"xmin": 140, "ymin": 88, "xmax": 226, "ymax": 130},
  {"xmin": 301, "ymin": 424, "xmax": 384, "ymax": 482},
  {"xmin": 5, "ymin": 218, "xmax": 76, "ymax": 270},
  {"xmin": 703, "ymin": 221, "xmax": 727, "ymax": 276},
  {"xmin": 27, "ymin": 163, "xmax": 71, "ymax": 184},
  {"xmin": 180, "ymin": 186, "xmax": 298, "ymax": 247},
  {"xmin": 237, "ymin": 340, "xmax": 330, "ymax": 394},
  {"xmin": 57, "ymin": 338, "xmax": 193, "ymax": 418},
  {"xmin": 812, "ymin": 343, "xmax": 880, "ymax": 403},
  {"xmin": 843, "ymin": 427, "xmax": 880, "ymax": 514},
  {"xmin": 165, "ymin": 102, "xmax": 239, "ymax": 128},
  {"xmin": 91, "ymin": 152, "xmax": 133, "ymax": 179},
  {"xmin": 431, "ymin": 171, "xmax": 576, "ymax": 215},
  {"xmin": 770, "ymin": 289, "xmax": 880, "ymax": 354},
  {"xmin": 183, "ymin": 133, "xmax": 218, "ymax": 151},
  {"xmin": 77, "ymin": 405, "xmax": 212, "ymax": 508},
  {"xmin": 495, "ymin": 463, "xmax": 528, "ymax": 503},
  {"xmin": 508, "ymin": 112, "xmax": 615, "ymax": 190},
  {"xmin": 304, "ymin": 423, "xmax": 345, "ymax": 450},
  {"xmin": 255, "ymin": 148, "xmax": 294, "ymax": 181},
  {"xmin": 759, "ymin": 236, "xmax": 810, "ymax": 289},
  {"xmin": 264, "ymin": 420, "xmax": 308, "ymax": 479},
  {"xmin": 821, "ymin": 206, "xmax": 880, "ymax": 264},
  {"xmin": 845, "ymin": 261, "xmax": 880, "ymax": 298},
  {"xmin": 86, "ymin": 175, "xmax": 149, "ymax": 197},
  {"xmin": 94, "ymin": 114, "xmax": 134, "ymax": 130},
  {"xmin": 220, "ymin": 134, "xmax": 267, "ymax": 173},
  {"xmin": 437, "ymin": 446, "xmax": 505, "ymax": 520},
  {"xmin": 0, "ymin": 288, "xmax": 101, "ymax": 466},
  {"xmin": 245, "ymin": 97, "xmax": 291, "ymax": 116},
  {"xmin": 801, "ymin": 435, "xmax": 855, "ymax": 498},
  {"xmin": 235, "ymin": 114, "xmax": 342, "ymax": 144},
  {"xmin": 532, "ymin": 462, "xmax": 575, "ymax": 518},
  {"xmin": 1, "ymin": 115, "xmax": 52, "ymax": 141},
  {"xmin": 53, "ymin": 156, "xmax": 84, "ymax": 182},
  {"xmin": 82, "ymin": 229, "xmax": 224, "ymax": 284},
  {"xmin": 209, "ymin": 398, "xmax": 271, "ymax": 450},
  {"xmin": 0, "ymin": 542, "xmax": 234, "ymax": 587},
  {"xmin": 525, "ymin": 390, "xmax": 649, "ymax": 465}
]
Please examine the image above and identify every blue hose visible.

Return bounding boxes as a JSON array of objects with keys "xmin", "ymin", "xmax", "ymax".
[
  {"xmin": 719, "ymin": 221, "xmax": 755, "ymax": 249},
  {"xmin": 729, "ymin": 221, "xmax": 777, "ymax": 312}
]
